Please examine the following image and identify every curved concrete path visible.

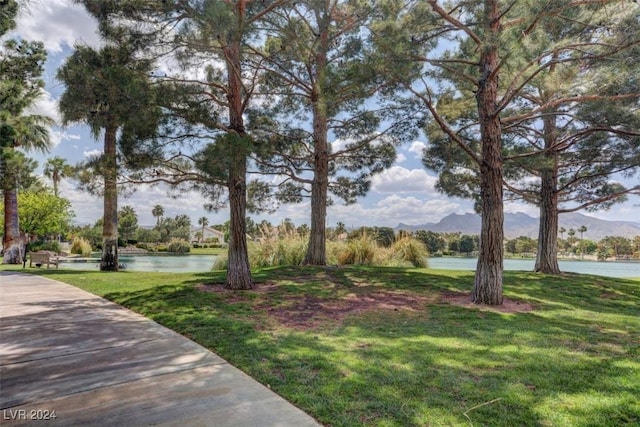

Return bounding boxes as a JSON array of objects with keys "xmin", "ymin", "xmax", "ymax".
[{"xmin": 0, "ymin": 272, "xmax": 320, "ymax": 426}]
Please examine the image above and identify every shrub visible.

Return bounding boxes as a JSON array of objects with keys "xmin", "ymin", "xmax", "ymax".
[
  {"xmin": 166, "ymin": 238, "xmax": 191, "ymax": 253},
  {"xmin": 336, "ymin": 233, "xmax": 377, "ymax": 265},
  {"xmin": 27, "ymin": 240, "xmax": 61, "ymax": 254},
  {"xmin": 70, "ymin": 237, "xmax": 92, "ymax": 256},
  {"xmin": 252, "ymin": 226, "xmax": 307, "ymax": 268},
  {"xmin": 135, "ymin": 242, "xmax": 152, "ymax": 251},
  {"xmin": 388, "ymin": 236, "xmax": 429, "ymax": 268},
  {"xmin": 212, "ymin": 232, "xmax": 428, "ymax": 270},
  {"xmin": 213, "ymin": 226, "xmax": 307, "ymax": 271},
  {"xmin": 212, "ymin": 253, "xmax": 228, "ymax": 270}
]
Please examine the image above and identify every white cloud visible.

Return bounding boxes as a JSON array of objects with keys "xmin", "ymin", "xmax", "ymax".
[
  {"xmin": 15, "ymin": 0, "xmax": 101, "ymax": 52},
  {"xmin": 48, "ymin": 130, "xmax": 64, "ymax": 148},
  {"xmin": 58, "ymin": 179, "xmax": 230, "ymax": 227},
  {"xmin": 57, "ymin": 179, "xmax": 102, "ymax": 225},
  {"xmin": 28, "ymin": 91, "xmax": 60, "ymax": 121},
  {"xmin": 407, "ymin": 140, "xmax": 427, "ymax": 158},
  {"xmin": 83, "ymin": 149, "xmax": 102, "ymax": 158},
  {"xmin": 326, "ymin": 195, "xmax": 463, "ymax": 227},
  {"xmin": 371, "ymin": 166, "xmax": 438, "ymax": 194},
  {"xmin": 395, "ymin": 153, "xmax": 407, "ymax": 163}
]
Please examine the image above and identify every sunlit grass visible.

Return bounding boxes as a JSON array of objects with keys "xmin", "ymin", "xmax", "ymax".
[{"xmin": 5, "ymin": 264, "xmax": 639, "ymax": 426}]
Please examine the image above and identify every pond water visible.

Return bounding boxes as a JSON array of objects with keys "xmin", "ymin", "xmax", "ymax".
[
  {"xmin": 58, "ymin": 254, "xmax": 640, "ymax": 278},
  {"xmin": 60, "ymin": 254, "xmax": 218, "ymax": 273},
  {"xmin": 428, "ymin": 257, "xmax": 640, "ymax": 278}
]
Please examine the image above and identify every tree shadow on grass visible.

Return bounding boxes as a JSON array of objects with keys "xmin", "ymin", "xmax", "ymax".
[{"xmin": 89, "ymin": 266, "xmax": 639, "ymax": 426}]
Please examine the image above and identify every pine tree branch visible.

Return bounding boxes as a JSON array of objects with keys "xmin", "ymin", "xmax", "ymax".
[{"xmin": 427, "ymin": 0, "xmax": 482, "ymax": 46}]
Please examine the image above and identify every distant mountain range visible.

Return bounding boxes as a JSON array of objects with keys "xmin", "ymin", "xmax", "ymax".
[{"xmin": 396, "ymin": 212, "xmax": 640, "ymax": 241}]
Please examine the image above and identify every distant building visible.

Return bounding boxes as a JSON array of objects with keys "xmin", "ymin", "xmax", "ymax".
[{"xmin": 190, "ymin": 226, "xmax": 225, "ymax": 244}]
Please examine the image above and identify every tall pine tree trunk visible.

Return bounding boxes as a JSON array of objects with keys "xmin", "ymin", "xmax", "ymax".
[
  {"xmin": 471, "ymin": 0, "xmax": 503, "ymax": 305},
  {"xmin": 304, "ymin": 23, "xmax": 330, "ymax": 266},
  {"xmin": 304, "ymin": 97, "xmax": 329, "ymax": 265},
  {"xmin": 2, "ymin": 188, "xmax": 24, "ymax": 264},
  {"xmin": 534, "ymin": 92, "xmax": 561, "ymax": 274},
  {"xmin": 224, "ymin": 33, "xmax": 253, "ymax": 290},
  {"xmin": 535, "ymin": 167, "xmax": 561, "ymax": 273},
  {"xmin": 535, "ymin": 112, "xmax": 561, "ymax": 274},
  {"xmin": 226, "ymin": 147, "xmax": 252, "ymax": 289},
  {"xmin": 101, "ymin": 122, "xmax": 118, "ymax": 271}
]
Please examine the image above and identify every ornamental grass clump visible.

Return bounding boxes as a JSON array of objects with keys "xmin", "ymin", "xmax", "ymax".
[
  {"xmin": 336, "ymin": 233, "xmax": 378, "ymax": 265},
  {"xmin": 212, "ymin": 224, "xmax": 308, "ymax": 270},
  {"xmin": 166, "ymin": 238, "xmax": 191, "ymax": 253},
  {"xmin": 70, "ymin": 237, "xmax": 92, "ymax": 256},
  {"xmin": 213, "ymin": 229, "xmax": 428, "ymax": 269},
  {"xmin": 252, "ymin": 225, "xmax": 307, "ymax": 268},
  {"xmin": 387, "ymin": 236, "xmax": 429, "ymax": 268}
]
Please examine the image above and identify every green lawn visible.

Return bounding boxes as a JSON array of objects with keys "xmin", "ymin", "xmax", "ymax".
[
  {"xmin": 189, "ymin": 246, "xmax": 226, "ymax": 255},
  {"xmin": 4, "ymin": 264, "xmax": 639, "ymax": 426}
]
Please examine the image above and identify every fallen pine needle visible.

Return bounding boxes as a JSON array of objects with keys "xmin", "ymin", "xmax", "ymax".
[{"xmin": 463, "ymin": 398, "xmax": 503, "ymax": 426}]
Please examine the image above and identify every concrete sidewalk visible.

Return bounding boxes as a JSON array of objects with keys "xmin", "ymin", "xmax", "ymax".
[{"xmin": 0, "ymin": 272, "xmax": 320, "ymax": 427}]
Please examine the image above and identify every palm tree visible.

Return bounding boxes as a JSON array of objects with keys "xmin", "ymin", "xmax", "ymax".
[
  {"xmin": 152, "ymin": 205, "xmax": 164, "ymax": 226},
  {"xmin": 559, "ymin": 227, "xmax": 566, "ymax": 240},
  {"xmin": 578, "ymin": 225, "xmax": 587, "ymax": 240},
  {"xmin": 578, "ymin": 225, "xmax": 588, "ymax": 259},
  {"xmin": 43, "ymin": 156, "xmax": 73, "ymax": 196},
  {"xmin": 57, "ymin": 43, "xmax": 158, "ymax": 271},
  {"xmin": 2, "ymin": 114, "xmax": 53, "ymax": 264},
  {"xmin": 198, "ymin": 216, "xmax": 209, "ymax": 243}
]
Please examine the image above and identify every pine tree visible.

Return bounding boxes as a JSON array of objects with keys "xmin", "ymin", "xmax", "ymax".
[
  {"xmin": 253, "ymin": 1, "xmax": 408, "ymax": 265},
  {"xmin": 57, "ymin": 42, "xmax": 159, "ymax": 271}
]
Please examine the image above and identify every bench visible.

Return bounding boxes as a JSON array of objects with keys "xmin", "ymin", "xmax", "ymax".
[{"xmin": 28, "ymin": 252, "xmax": 59, "ymax": 269}]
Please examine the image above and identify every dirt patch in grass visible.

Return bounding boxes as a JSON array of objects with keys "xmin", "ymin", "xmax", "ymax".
[
  {"xmin": 196, "ymin": 281, "xmax": 279, "ymax": 302},
  {"xmin": 441, "ymin": 291, "xmax": 534, "ymax": 313},
  {"xmin": 262, "ymin": 290, "xmax": 429, "ymax": 329},
  {"xmin": 197, "ymin": 281, "xmax": 430, "ymax": 329}
]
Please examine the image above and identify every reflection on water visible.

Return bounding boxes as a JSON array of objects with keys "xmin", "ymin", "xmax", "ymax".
[
  {"xmin": 60, "ymin": 254, "xmax": 217, "ymax": 273},
  {"xmin": 428, "ymin": 257, "xmax": 640, "ymax": 278},
  {"xmin": 59, "ymin": 254, "xmax": 639, "ymax": 278}
]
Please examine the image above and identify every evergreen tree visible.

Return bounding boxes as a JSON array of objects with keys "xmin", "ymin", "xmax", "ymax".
[
  {"xmin": 254, "ymin": 1, "xmax": 409, "ymax": 265},
  {"xmin": 198, "ymin": 216, "xmax": 209, "ymax": 242},
  {"xmin": 118, "ymin": 205, "xmax": 138, "ymax": 243},
  {"xmin": 57, "ymin": 42, "xmax": 159, "ymax": 271},
  {"xmin": 1, "ymin": 26, "xmax": 51, "ymax": 263},
  {"xmin": 152, "ymin": 204, "xmax": 164, "ymax": 226},
  {"xmin": 44, "ymin": 156, "xmax": 74, "ymax": 196},
  {"xmin": 376, "ymin": 0, "xmax": 639, "ymax": 301},
  {"xmin": 74, "ymin": 0, "xmax": 289, "ymax": 288}
]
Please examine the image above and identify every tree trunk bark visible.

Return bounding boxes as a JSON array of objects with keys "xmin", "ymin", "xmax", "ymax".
[
  {"xmin": 471, "ymin": 0, "xmax": 503, "ymax": 305},
  {"xmin": 2, "ymin": 188, "xmax": 24, "ymax": 264},
  {"xmin": 226, "ymin": 150, "xmax": 252, "ymax": 289},
  {"xmin": 534, "ymin": 152, "xmax": 560, "ymax": 274},
  {"xmin": 224, "ymin": 28, "xmax": 253, "ymax": 290},
  {"xmin": 304, "ymin": 22, "xmax": 330, "ymax": 266},
  {"xmin": 304, "ymin": 97, "xmax": 329, "ymax": 265},
  {"xmin": 101, "ymin": 122, "xmax": 118, "ymax": 271},
  {"xmin": 534, "ymin": 87, "xmax": 561, "ymax": 274}
]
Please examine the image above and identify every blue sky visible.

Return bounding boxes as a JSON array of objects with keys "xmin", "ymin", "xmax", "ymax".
[{"xmin": 11, "ymin": 0, "xmax": 640, "ymax": 228}]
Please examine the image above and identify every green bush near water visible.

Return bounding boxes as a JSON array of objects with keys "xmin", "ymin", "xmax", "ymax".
[
  {"xmin": 27, "ymin": 240, "xmax": 62, "ymax": 254},
  {"xmin": 166, "ymin": 238, "xmax": 191, "ymax": 253}
]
